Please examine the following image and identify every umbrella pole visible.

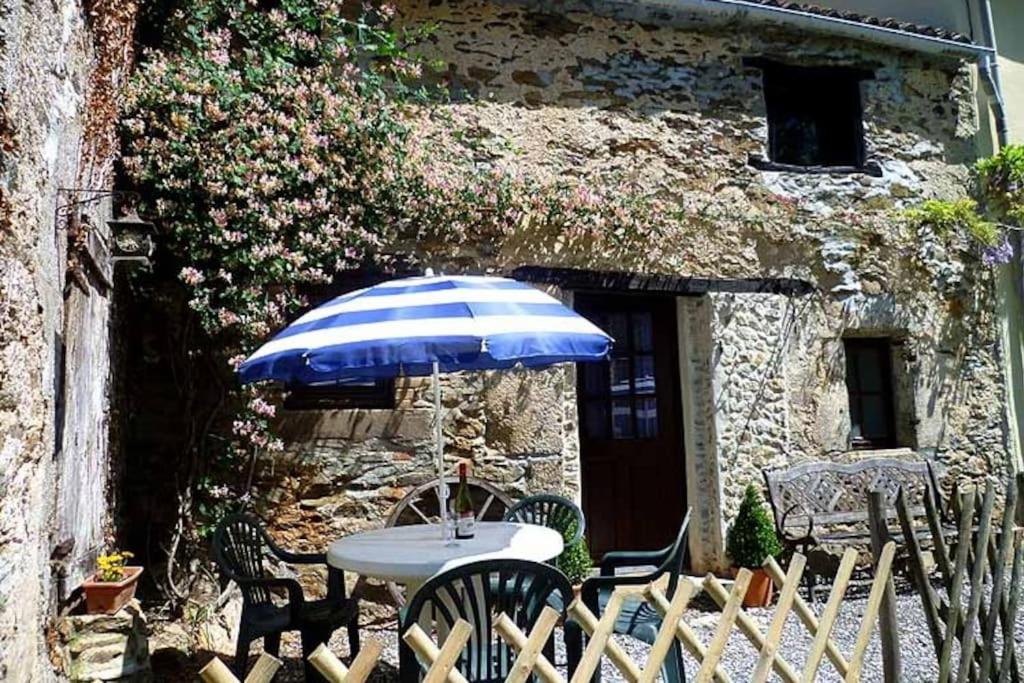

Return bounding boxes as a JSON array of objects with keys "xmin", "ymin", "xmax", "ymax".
[{"xmin": 433, "ymin": 360, "xmax": 446, "ymax": 536}]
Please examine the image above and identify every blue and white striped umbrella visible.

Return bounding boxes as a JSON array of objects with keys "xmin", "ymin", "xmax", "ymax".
[
  {"xmin": 238, "ymin": 274, "xmax": 612, "ymax": 385},
  {"xmin": 238, "ymin": 274, "xmax": 612, "ymax": 525}
]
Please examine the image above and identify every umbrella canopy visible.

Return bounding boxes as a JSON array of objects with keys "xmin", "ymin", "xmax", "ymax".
[
  {"xmin": 237, "ymin": 273, "xmax": 612, "ymax": 537},
  {"xmin": 238, "ymin": 274, "xmax": 612, "ymax": 384}
]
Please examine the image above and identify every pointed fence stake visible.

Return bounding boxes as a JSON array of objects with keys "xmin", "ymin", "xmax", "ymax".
[
  {"xmin": 645, "ymin": 582, "xmax": 732, "ymax": 683},
  {"xmin": 979, "ymin": 480, "xmax": 1018, "ymax": 682},
  {"xmin": 938, "ymin": 486, "xmax": 977, "ymax": 683},
  {"xmin": 494, "ymin": 607, "xmax": 562, "ymax": 683},
  {"xmin": 845, "ymin": 542, "xmax": 897, "ymax": 682},
  {"xmin": 696, "ymin": 569, "xmax": 752, "ymax": 683},
  {"xmin": 568, "ymin": 597, "xmax": 643, "ymax": 682},
  {"xmin": 801, "ymin": 548, "xmax": 857, "ymax": 682},
  {"xmin": 570, "ymin": 591, "xmax": 627, "ymax": 683},
  {"xmin": 751, "ymin": 554, "xmax": 806, "ymax": 683},
  {"xmin": 764, "ymin": 556, "xmax": 851, "ymax": 677},
  {"xmin": 957, "ymin": 482, "xmax": 996, "ymax": 683},
  {"xmin": 638, "ymin": 580, "xmax": 696, "ymax": 683},
  {"xmin": 402, "ymin": 623, "xmax": 470, "ymax": 683}
]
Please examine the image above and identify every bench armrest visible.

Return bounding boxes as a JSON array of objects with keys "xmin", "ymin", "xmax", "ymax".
[{"xmin": 778, "ymin": 505, "xmax": 817, "ymax": 546}]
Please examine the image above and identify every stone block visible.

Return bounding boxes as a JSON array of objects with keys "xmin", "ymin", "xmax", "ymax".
[
  {"xmin": 483, "ymin": 370, "xmax": 566, "ymax": 455},
  {"xmin": 60, "ymin": 600, "xmax": 151, "ymax": 682}
]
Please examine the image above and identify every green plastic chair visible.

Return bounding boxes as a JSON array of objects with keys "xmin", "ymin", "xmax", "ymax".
[
  {"xmin": 580, "ymin": 508, "xmax": 692, "ymax": 683},
  {"xmin": 503, "ymin": 493, "xmax": 585, "ymax": 548}
]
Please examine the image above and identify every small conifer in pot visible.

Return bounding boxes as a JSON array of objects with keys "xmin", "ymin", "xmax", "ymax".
[{"xmin": 726, "ymin": 484, "xmax": 782, "ymax": 607}]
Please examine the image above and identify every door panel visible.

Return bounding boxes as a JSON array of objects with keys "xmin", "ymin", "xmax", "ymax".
[{"xmin": 576, "ymin": 294, "xmax": 686, "ymax": 557}]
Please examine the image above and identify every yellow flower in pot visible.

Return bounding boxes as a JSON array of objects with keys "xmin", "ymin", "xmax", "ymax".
[
  {"xmin": 726, "ymin": 484, "xmax": 783, "ymax": 608},
  {"xmin": 83, "ymin": 550, "xmax": 143, "ymax": 614}
]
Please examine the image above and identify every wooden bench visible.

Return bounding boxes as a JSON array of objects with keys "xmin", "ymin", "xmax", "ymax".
[{"xmin": 762, "ymin": 457, "xmax": 947, "ymax": 596}]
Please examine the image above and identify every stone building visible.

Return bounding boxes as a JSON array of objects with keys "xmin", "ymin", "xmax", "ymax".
[
  {"xmin": 262, "ymin": 0, "xmax": 1020, "ymax": 574},
  {"xmin": 0, "ymin": 0, "xmax": 1022, "ymax": 678},
  {"xmin": 0, "ymin": 0, "xmax": 136, "ymax": 676}
]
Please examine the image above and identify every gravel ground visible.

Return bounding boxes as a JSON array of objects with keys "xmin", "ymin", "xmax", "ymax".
[{"xmin": 152, "ymin": 577, "xmax": 1024, "ymax": 681}]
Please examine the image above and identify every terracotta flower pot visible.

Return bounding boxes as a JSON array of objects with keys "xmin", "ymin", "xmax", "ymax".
[
  {"xmin": 83, "ymin": 566, "xmax": 143, "ymax": 615},
  {"xmin": 730, "ymin": 566, "xmax": 774, "ymax": 608}
]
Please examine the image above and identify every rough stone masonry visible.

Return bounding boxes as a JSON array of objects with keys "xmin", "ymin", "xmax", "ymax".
[
  {"xmin": 0, "ymin": 0, "xmax": 134, "ymax": 676},
  {"xmin": 257, "ymin": 0, "xmax": 1013, "ymax": 574}
]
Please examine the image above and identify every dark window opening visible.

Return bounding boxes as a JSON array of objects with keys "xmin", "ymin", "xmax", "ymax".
[
  {"xmin": 758, "ymin": 61, "xmax": 870, "ymax": 169},
  {"xmin": 844, "ymin": 338, "xmax": 897, "ymax": 450},
  {"xmin": 283, "ymin": 268, "xmax": 411, "ymax": 411},
  {"xmin": 285, "ymin": 377, "xmax": 395, "ymax": 410}
]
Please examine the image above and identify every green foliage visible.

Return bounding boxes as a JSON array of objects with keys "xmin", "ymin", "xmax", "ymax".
[
  {"xmin": 726, "ymin": 484, "xmax": 782, "ymax": 569},
  {"xmin": 977, "ymin": 143, "xmax": 1024, "ymax": 225},
  {"xmin": 555, "ymin": 522, "xmax": 593, "ymax": 585},
  {"xmin": 904, "ymin": 198, "xmax": 1000, "ymax": 247}
]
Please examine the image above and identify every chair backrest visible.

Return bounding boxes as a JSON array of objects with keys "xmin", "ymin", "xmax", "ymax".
[
  {"xmin": 212, "ymin": 513, "xmax": 273, "ymax": 608},
  {"xmin": 504, "ymin": 494, "xmax": 585, "ymax": 546},
  {"xmin": 657, "ymin": 508, "xmax": 692, "ymax": 599},
  {"xmin": 401, "ymin": 559, "xmax": 574, "ymax": 683}
]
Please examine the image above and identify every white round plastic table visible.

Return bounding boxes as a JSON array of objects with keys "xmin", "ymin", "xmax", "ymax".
[{"xmin": 327, "ymin": 521, "xmax": 563, "ymax": 595}]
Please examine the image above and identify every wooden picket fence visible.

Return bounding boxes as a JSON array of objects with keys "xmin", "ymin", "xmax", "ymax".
[
  {"xmin": 896, "ymin": 473, "xmax": 1024, "ymax": 683},
  {"xmin": 200, "ymin": 544, "xmax": 898, "ymax": 683}
]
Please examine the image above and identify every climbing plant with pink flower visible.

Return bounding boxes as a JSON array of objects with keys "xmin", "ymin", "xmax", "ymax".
[{"xmin": 122, "ymin": 0, "xmax": 686, "ymax": 580}]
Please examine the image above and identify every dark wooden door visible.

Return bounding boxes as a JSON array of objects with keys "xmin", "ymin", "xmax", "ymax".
[{"xmin": 575, "ymin": 294, "xmax": 686, "ymax": 557}]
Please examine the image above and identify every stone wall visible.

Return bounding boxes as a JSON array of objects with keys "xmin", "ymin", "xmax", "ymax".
[
  {"xmin": 262, "ymin": 362, "xmax": 579, "ymax": 550},
  {"xmin": 0, "ymin": 0, "xmax": 133, "ymax": 676},
  {"xmin": 248, "ymin": 0, "xmax": 1012, "ymax": 574}
]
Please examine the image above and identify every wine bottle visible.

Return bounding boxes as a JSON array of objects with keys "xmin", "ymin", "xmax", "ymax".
[{"xmin": 454, "ymin": 461, "xmax": 475, "ymax": 539}]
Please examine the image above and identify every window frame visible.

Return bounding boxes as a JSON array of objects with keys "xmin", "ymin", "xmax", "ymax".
[
  {"xmin": 748, "ymin": 59, "xmax": 873, "ymax": 172},
  {"xmin": 843, "ymin": 337, "xmax": 898, "ymax": 450},
  {"xmin": 284, "ymin": 378, "xmax": 396, "ymax": 411},
  {"xmin": 280, "ymin": 270, "xmax": 413, "ymax": 412}
]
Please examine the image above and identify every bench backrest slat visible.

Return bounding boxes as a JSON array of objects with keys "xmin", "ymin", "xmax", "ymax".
[{"xmin": 762, "ymin": 458, "xmax": 941, "ymax": 533}]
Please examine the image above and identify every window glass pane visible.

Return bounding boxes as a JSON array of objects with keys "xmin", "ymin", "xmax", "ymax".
[
  {"xmin": 607, "ymin": 314, "xmax": 628, "ymax": 352},
  {"xmin": 860, "ymin": 395, "xmax": 888, "ymax": 439},
  {"xmin": 843, "ymin": 338, "xmax": 895, "ymax": 448},
  {"xmin": 584, "ymin": 401, "xmax": 609, "ymax": 440},
  {"xmin": 611, "ymin": 358, "xmax": 631, "ymax": 397},
  {"xmin": 636, "ymin": 397, "xmax": 658, "ymax": 438},
  {"xmin": 632, "ymin": 312, "xmax": 653, "ymax": 352},
  {"xmin": 856, "ymin": 349, "xmax": 885, "ymax": 392},
  {"xmin": 849, "ymin": 396, "xmax": 863, "ymax": 438},
  {"xmin": 635, "ymin": 355, "xmax": 656, "ymax": 395},
  {"xmin": 765, "ymin": 65, "xmax": 863, "ymax": 168},
  {"xmin": 611, "ymin": 399, "xmax": 634, "ymax": 439},
  {"xmin": 581, "ymin": 362, "xmax": 610, "ymax": 398}
]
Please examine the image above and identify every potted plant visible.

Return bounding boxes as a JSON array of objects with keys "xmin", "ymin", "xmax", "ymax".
[
  {"xmin": 725, "ymin": 484, "xmax": 783, "ymax": 608},
  {"xmin": 555, "ymin": 521, "xmax": 593, "ymax": 597},
  {"xmin": 82, "ymin": 550, "xmax": 143, "ymax": 615}
]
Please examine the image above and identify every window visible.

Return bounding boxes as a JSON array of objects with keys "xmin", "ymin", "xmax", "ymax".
[
  {"xmin": 284, "ymin": 377, "xmax": 395, "ymax": 410},
  {"xmin": 757, "ymin": 61, "xmax": 871, "ymax": 169},
  {"xmin": 283, "ymin": 269, "xmax": 411, "ymax": 411},
  {"xmin": 844, "ymin": 338, "xmax": 896, "ymax": 449},
  {"xmin": 580, "ymin": 309, "xmax": 659, "ymax": 440}
]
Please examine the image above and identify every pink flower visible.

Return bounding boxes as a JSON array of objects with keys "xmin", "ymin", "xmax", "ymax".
[{"xmin": 180, "ymin": 267, "xmax": 205, "ymax": 286}]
